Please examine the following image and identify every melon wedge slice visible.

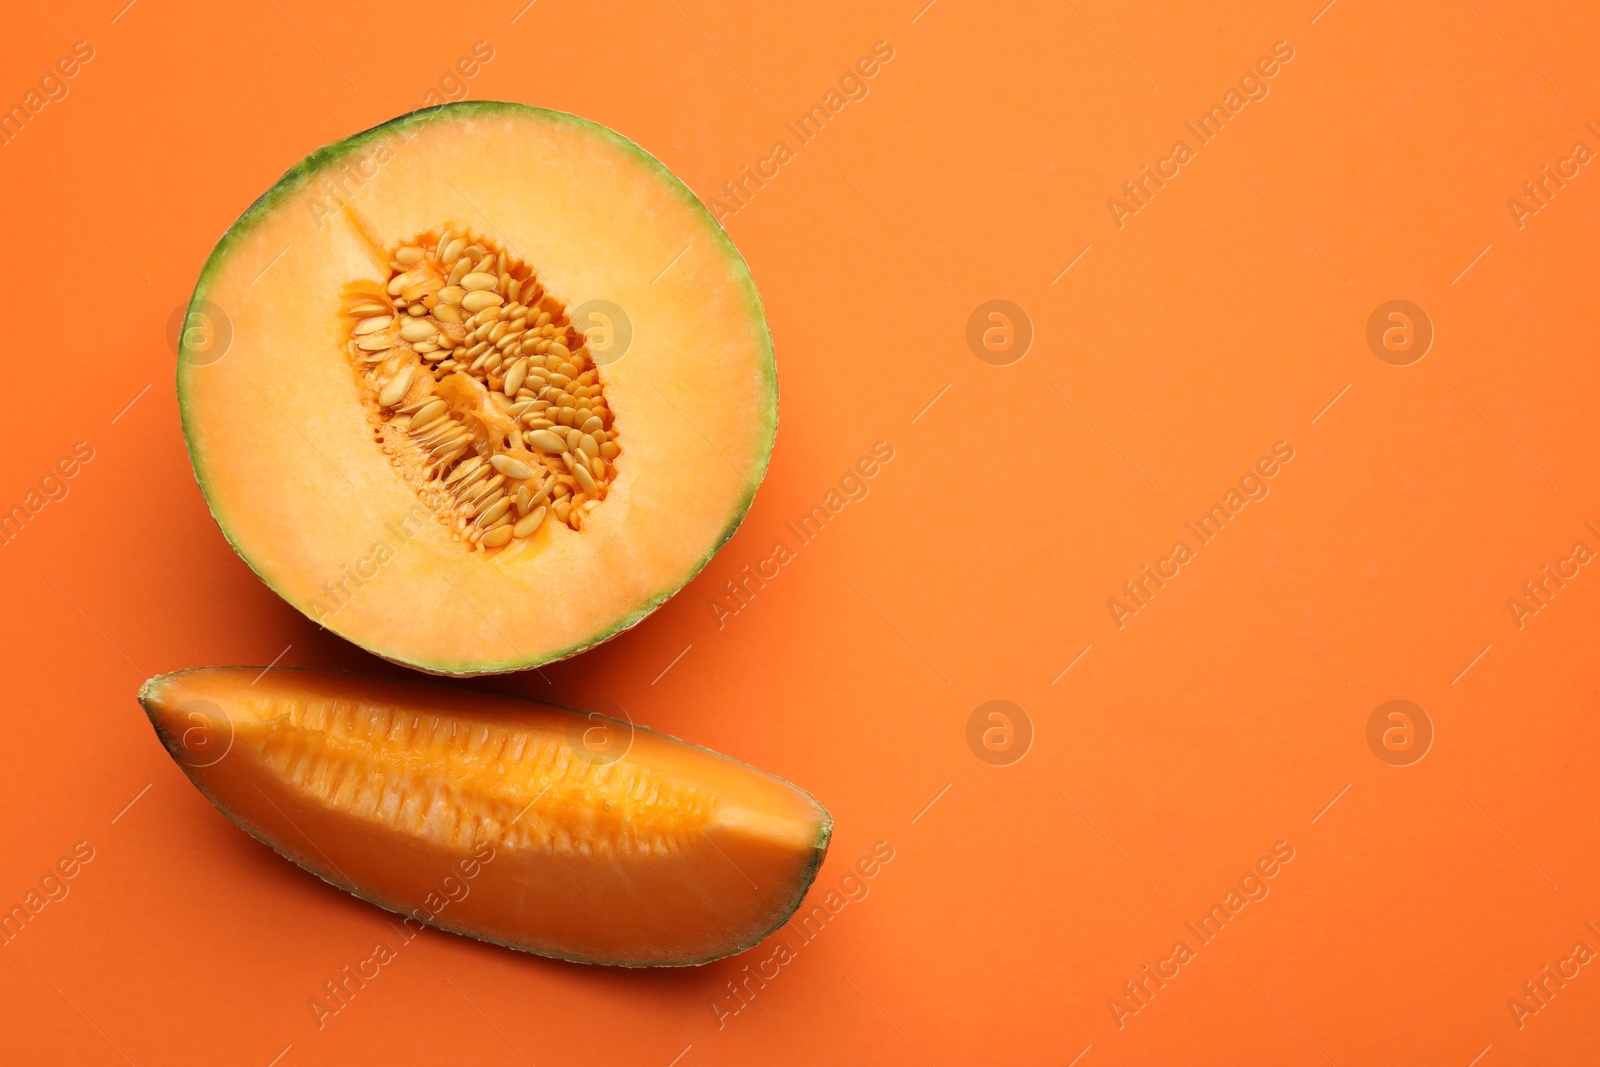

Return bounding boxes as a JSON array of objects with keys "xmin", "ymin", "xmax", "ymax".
[
  {"xmin": 139, "ymin": 668, "xmax": 830, "ymax": 966},
  {"xmin": 178, "ymin": 102, "xmax": 776, "ymax": 674}
]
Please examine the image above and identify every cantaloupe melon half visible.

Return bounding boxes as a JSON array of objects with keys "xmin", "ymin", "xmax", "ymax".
[{"xmin": 180, "ymin": 102, "xmax": 776, "ymax": 674}]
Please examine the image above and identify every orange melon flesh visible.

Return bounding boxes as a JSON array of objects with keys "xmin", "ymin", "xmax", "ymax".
[
  {"xmin": 179, "ymin": 103, "xmax": 776, "ymax": 674},
  {"xmin": 139, "ymin": 668, "xmax": 830, "ymax": 966}
]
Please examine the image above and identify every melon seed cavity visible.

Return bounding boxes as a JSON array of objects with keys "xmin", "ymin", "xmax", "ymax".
[
  {"xmin": 341, "ymin": 230, "xmax": 620, "ymax": 551},
  {"xmin": 258, "ymin": 693, "xmax": 713, "ymax": 854}
]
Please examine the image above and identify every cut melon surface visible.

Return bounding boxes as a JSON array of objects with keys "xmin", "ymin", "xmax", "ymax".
[
  {"xmin": 180, "ymin": 102, "xmax": 776, "ymax": 674},
  {"xmin": 140, "ymin": 668, "xmax": 831, "ymax": 966}
]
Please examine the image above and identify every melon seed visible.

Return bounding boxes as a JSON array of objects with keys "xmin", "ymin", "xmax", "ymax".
[
  {"xmin": 513, "ymin": 507, "xmax": 547, "ymax": 538},
  {"xmin": 379, "ymin": 367, "xmax": 415, "ymax": 407},
  {"xmin": 410, "ymin": 399, "xmax": 449, "ymax": 430},
  {"xmin": 345, "ymin": 230, "xmax": 620, "ymax": 547},
  {"xmin": 478, "ymin": 498, "xmax": 512, "ymax": 527},
  {"xmin": 454, "ymin": 467, "xmax": 489, "ymax": 496},
  {"xmin": 462, "ymin": 290, "xmax": 504, "ymax": 313},
  {"xmin": 527, "ymin": 429, "xmax": 567, "ymax": 453},
  {"xmin": 502, "ymin": 358, "xmax": 528, "ymax": 396},
  {"xmin": 468, "ymin": 483, "xmax": 506, "ymax": 514},
  {"xmin": 490, "ymin": 454, "xmax": 536, "ymax": 480}
]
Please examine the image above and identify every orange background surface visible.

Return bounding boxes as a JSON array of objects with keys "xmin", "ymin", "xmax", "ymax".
[{"xmin": 2, "ymin": 0, "xmax": 1599, "ymax": 1064}]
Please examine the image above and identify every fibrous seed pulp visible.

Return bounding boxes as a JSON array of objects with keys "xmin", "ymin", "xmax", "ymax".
[
  {"xmin": 341, "ymin": 229, "xmax": 620, "ymax": 552},
  {"xmin": 251, "ymin": 693, "xmax": 716, "ymax": 856}
]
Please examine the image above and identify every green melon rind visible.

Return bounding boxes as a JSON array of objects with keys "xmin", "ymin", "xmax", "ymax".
[
  {"xmin": 177, "ymin": 101, "xmax": 778, "ymax": 676},
  {"xmin": 138, "ymin": 668, "xmax": 829, "ymax": 967}
]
